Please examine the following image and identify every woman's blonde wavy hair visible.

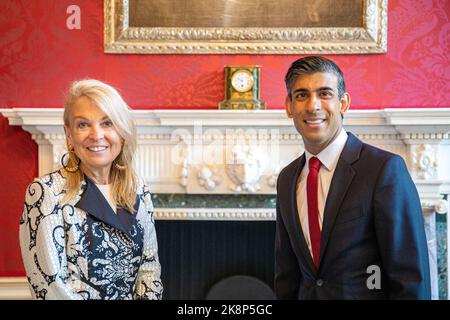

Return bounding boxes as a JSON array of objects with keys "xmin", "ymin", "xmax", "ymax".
[{"xmin": 62, "ymin": 79, "xmax": 138, "ymax": 213}]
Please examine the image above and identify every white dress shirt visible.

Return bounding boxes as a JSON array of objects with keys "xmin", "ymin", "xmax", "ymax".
[
  {"xmin": 96, "ymin": 183, "xmax": 117, "ymax": 212},
  {"xmin": 296, "ymin": 128, "xmax": 348, "ymax": 255}
]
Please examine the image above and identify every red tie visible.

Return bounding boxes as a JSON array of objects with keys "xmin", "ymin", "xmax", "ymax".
[{"xmin": 307, "ymin": 157, "xmax": 322, "ymax": 268}]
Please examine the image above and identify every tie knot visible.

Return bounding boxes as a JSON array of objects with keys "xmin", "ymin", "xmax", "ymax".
[{"xmin": 309, "ymin": 157, "xmax": 321, "ymax": 171}]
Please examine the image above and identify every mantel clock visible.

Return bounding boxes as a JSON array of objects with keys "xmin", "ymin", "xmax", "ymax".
[{"xmin": 219, "ymin": 66, "xmax": 265, "ymax": 110}]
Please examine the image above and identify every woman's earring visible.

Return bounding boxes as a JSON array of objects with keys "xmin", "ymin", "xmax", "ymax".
[
  {"xmin": 114, "ymin": 148, "xmax": 126, "ymax": 171},
  {"xmin": 114, "ymin": 161, "xmax": 126, "ymax": 171},
  {"xmin": 61, "ymin": 145, "xmax": 80, "ymax": 172}
]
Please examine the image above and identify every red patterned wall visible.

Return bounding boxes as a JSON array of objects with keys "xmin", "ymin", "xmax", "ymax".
[{"xmin": 0, "ymin": 0, "xmax": 449, "ymax": 275}]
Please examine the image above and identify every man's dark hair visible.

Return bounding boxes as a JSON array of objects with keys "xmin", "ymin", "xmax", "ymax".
[{"xmin": 285, "ymin": 56, "xmax": 346, "ymax": 100}]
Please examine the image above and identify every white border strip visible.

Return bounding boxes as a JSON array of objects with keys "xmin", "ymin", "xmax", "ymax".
[
  {"xmin": 154, "ymin": 208, "xmax": 276, "ymax": 221},
  {"xmin": 0, "ymin": 277, "xmax": 30, "ymax": 300}
]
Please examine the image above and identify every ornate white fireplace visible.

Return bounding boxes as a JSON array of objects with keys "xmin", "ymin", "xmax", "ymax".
[{"xmin": 1, "ymin": 108, "xmax": 449, "ymax": 299}]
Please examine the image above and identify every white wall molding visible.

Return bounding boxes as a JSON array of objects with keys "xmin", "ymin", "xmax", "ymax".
[
  {"xmin": 1, "ymin": 108, "xmax": 450, "ymax": 212},
  {"xmin": 0, "ymin": 277, "xmax": 30, "ymax": 300},
  {"xmin": 155, "ymin": 208, "xmax": 276, "ymax": 221}
]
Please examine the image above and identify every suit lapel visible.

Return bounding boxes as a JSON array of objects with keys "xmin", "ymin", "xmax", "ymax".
[
  {"xmin": 75, "ymin": 175, "xmax": 140, "ymax": 238},
  {"xmin": 318, "ymin": 132, "xmax": 362, "ymax": 265},
  {"xmin": 290, "ymin": 154, "xmax": 318, "ymax": 273}
]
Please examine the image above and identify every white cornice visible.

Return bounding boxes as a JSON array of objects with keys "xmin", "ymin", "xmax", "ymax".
[
  {"xmin": 0, "ymin": 277, "xmax": 30, "ymax": 300},
  {"xmin": 2, "ymin": 108, "xmax": 450, "ymax": 130},
  {"xmin": 0, "ymin": 108, "xmax": 63, "ymax": 126},
  {"xmin": 383, "ymin": 108, "xmax": 450, "ymax": 125}
]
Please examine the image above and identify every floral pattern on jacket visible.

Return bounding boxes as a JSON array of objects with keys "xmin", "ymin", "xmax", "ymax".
[{"xmin": 19, "ymin": 170, "xmax": 163, "ymax": 300}]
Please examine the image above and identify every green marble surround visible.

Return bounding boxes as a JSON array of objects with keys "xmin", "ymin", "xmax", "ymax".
[
  {"xmin": 437, "ymin": 194, "xmax": 448, "ymax": 300},
  {"xmin": 151, "ymin": 194, "xmax": 276, "ymax": 209}
]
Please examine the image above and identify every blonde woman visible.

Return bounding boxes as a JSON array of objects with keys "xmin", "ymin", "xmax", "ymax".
[{"xmin": 19, "ymin": 79, "xmax": 163, "ymax": 300}]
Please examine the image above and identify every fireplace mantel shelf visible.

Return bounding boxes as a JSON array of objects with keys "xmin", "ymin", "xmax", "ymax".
[
  {"xmin": 1, "ymin": 108, "xmax": 449, "ymax": 220},
  {"xmin": 3, "ymin": 108, "xmax": 450, "ymax": 127}
]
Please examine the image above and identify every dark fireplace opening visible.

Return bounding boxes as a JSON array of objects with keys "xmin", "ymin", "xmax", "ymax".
[{"xmin": 155, "ymin": 220, "xmax": 276, "ymax": 300}]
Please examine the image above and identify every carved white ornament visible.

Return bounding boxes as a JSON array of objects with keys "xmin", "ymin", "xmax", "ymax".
[
  {"xmin": 266, "ymin": 166, "xmax": 282, "ymax": 189},
  {"xmin": 435, "ymin": 199, "xmax": 448, "ymax": 215},
  {"xmin": 197, "ymin": 165, "xmax": 222, "ymax": 191},
  {"xmin": 412, "ymin": 144, "xmax": 438, "ymax": 180},
  {"xmin": 226, "ymin": 145, "xmax": 264, "ymax": 193},
  {"xmin": 53, "ymin": 144, "xmax": 67, "ymax": 170},
  {"xmin": 179, "ymin": 159, "xmax": 189, "ymax": 188}
]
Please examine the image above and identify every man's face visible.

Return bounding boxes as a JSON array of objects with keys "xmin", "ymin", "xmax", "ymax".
[{"xmin": 285, "ymin": 72, "xmax": 350, "ymax": 155}]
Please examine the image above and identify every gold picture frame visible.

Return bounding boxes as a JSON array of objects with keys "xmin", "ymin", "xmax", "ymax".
[{"xmin": 104, "ymin": 0, "xmax": 387, "ymax": 54}]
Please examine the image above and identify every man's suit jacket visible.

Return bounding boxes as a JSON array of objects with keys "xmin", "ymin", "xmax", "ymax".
[{"xmin": 274, "ymin": 132, "xmax": 431, "ymax": 299}]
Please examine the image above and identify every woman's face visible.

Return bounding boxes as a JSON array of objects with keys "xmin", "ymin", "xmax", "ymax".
[{"xmin": 65, "ymin": 96, "xmax": 123, "ymax": 176}]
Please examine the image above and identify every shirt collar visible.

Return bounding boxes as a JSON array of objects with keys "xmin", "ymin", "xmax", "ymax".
[{"xmin": 305, "ymin": 128, "xmax": 348, "ymax": 171}]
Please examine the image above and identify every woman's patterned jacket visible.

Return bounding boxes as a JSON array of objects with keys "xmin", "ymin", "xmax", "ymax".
[{"xmin": 19, "ymin": 169, "xmax": 163, "ymax": 300}]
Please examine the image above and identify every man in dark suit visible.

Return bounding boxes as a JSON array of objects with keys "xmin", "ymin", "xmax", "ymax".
[{"xmin": 274, "ymin": 56, "xmax": 431, "ymax": 299}]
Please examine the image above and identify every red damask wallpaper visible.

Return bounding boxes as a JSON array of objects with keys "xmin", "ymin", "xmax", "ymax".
[{"xmin": 0, "ymin": 0, "xmax": 449, "ymax": 275}]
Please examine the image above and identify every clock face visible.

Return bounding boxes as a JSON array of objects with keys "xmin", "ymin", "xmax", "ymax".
[{"xmin": 231, "ymin": 70, "xmax": 254, "ymax": 93}]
